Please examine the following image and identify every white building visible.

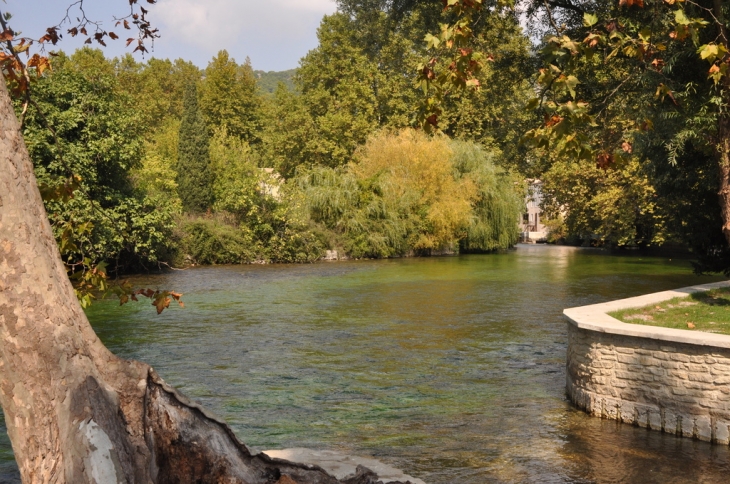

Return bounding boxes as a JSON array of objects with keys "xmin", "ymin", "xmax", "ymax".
[{"xmin": 520, "ymin": 180, "xmax": 547, "ymax": 242}]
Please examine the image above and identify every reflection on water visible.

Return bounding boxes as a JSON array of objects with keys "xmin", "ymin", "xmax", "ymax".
[{"xmin": 1, "ymin": 245, "xmax": 728, "ymax": 483}]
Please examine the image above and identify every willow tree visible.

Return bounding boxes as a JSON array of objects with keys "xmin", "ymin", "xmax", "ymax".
[{"xmin": 0, "ymin": 3, "xmax": 407, "ymax": 483}]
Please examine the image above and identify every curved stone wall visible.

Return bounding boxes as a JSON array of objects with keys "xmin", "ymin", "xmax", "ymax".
[{"xmin": 565, "ymin": 281, "xmax": 730, "ymax": 443}]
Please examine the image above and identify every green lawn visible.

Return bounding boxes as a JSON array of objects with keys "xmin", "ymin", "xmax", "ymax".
[{"xmin": 610, "ymin": 287, "xmax": 730, "ymax": 335}]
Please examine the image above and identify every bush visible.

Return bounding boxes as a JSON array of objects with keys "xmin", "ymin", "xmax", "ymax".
[
  {"xmin": 175, "ymin": 214, "xmax": 259, "ymax": 265},
  {"xmin": 295, "ymin": 129, "xmax": 521, "ymax": 258}
]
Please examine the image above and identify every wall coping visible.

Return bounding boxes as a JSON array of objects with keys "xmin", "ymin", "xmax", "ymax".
[{"xmin": 564, "ymin": 280, "xmax": 730, "ymax": 348}]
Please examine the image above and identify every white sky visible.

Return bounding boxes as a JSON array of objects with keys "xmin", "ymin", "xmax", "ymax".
[{"xmin": 5, "ymin": 0, "xmax": 338, "ymax": 71}]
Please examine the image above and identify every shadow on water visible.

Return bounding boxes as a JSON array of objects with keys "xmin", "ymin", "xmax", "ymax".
[{"xmin": 0, "ymin": 245, "xmax": 728, "ymax": 483}]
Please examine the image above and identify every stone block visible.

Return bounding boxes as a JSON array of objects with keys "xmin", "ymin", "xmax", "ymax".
[
  {"xmin": 696, "ymin": 416, "xmax": 713, "ymax": 441},
  {"xmin": 661, "ymin": 361, "xmax": 687, "ymax": 370},
  {"xmin": 615, "ymin": 347, "xmax": 635, "ymax": 354},
  {"xmin": 639, "ymin": 356, "xmax": 660, "ymax": 366},
  {"xmin": 612, "ymin": 379, "xmax": 627, "ymax": 389},
  {"xmin": 685, "ymin": 381, "xmax": 712, "ymax": 390},
  {"xmin": 668, "ymin": 370, "xmax": 689, "ymax": 380},
  {"xmin": 681, "ymin": 416, "xmax": 695, "ymax": 438},
  {"xmin": 652, "ymin": 352, "xmax": 669, "ymax": 360},
  {"xmin": 648, "ymin": 409, "xmax": 662, "ymax": 430},
  {"xmin": 688, "ymin": 363, "xmax": 710, "ymax": 373},
  {"xmin": 671, "ymin": 354, "xmax": 691, "ymax": 363},
  {"xmin": 710, "ymin": 366, "xmax": 730, "ymax": 376},
  {"xmin": 617, "ymin": 354, "xmax": 638, "ymax": 364},
  {"xmin": 592, "ymin": 376, "xmax": 609, "ymax": 385},
  {"xmin": 619, "ymin": 402, "xmax": 637, "ymax": 425},
  {"xmin": 714, "ymin": 421, "xmax": 730, "ymax": 445},
  {"xmin": 688, "ymin": 373, "xmax": 715, "ymax": 383},
  {"xmin": 663, "ymin": 410, "xmax": 679, "ymax": 435},
  {"xmin": 647, "ymin": 367, "xmax": 665, "ymax": 376},
  {"xmin": 614, "ymin": 370, "xmax": 635, "ymax": 380}
]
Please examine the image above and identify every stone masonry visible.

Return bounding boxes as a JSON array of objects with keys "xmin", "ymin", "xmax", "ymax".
[
  {"xmin": 567, "ymin": 326, "xmax": 730, "ymax": 443},
  {"xmin": 564, "ymin": 281, "xmax": 730, "ymax": 444}
]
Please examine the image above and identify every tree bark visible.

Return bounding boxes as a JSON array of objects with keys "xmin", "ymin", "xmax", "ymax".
[
  {"xmin": 719, "ymin": 118, "xmax": 730, "ymax": 247},
  {"xmin": 0, "ymin": 77, "xmax": 408, "ymax": 483}
]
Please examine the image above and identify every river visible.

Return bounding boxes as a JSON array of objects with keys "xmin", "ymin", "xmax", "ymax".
[{"xmin": 1, "ymin": 245, "xmax": 729, "ymax": 483}]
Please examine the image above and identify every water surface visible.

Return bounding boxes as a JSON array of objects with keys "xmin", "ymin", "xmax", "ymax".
[{"xmin": 1, "ymin": 245, "xmax": 729, "ymax": 483}]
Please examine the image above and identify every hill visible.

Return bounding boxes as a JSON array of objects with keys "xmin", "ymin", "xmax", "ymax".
[{"xmin": 254, "ymin": 69, "xmax": 296, "ymax": 94}]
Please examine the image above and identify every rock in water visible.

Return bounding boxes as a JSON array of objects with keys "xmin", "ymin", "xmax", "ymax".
[{"xmin": 263, "ymin": 448, "xmax": 426, "ymax": 484}]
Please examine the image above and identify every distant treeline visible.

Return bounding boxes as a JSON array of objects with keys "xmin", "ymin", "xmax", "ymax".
[{"xmin": 254, "ymin": 69, "xmax": 296, "ymax": 94}]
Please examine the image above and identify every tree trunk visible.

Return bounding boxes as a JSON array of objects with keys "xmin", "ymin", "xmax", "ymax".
[
  {"xmin": 0, "ymin": 78, "xmax": 406, "ymax": 483},
  {"xmin": 719, "ymin": 119, "xmax": 730, "ymax": 247}
]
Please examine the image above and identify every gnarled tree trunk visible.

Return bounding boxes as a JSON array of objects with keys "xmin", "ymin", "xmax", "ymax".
[{"xmin": 0, "ymin": 77, "xmax": 407, "ymax": 483}]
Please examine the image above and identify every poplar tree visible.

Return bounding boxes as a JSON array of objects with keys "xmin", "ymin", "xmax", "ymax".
[{"xmin": 177, "ymin": 83, "xmax": 213, "ymax": 213}]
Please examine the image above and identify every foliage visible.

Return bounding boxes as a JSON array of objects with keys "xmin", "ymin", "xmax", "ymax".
[
  {"xmin": 268, "ymin": 13, "xmax": 380, "ymax": 173},
  {"xmin": 174, "ymin": 128, "xmax": 327, "ymax": 264},
  {"xmin": 200, "ymin": 51, "xmax": 261, "ymax": 143},
  {"xmin": 296, "ymin": 129, "xmax": 520, "ymax": 258},
  {"xmin": 175, "ymin": 214, "xmax": 260, "ymax": 265},
  {"xmin": 515, "ymin": 0, "xmax": 730, "ymax": 260},
  {"xmin": 115, "ymin": 55, "xmax": 201, "ymax": 137},
  {"xmin": 133, "ymin": 118, "xmax": 183, "ymax": 213},
  {"xmin": 209, "ymin": 127, "xmax": 261, "ymax": 216},
  {"xmin": 541, "ymin": 158, "xmax": 666, "ymax": 247},
  {"xmin": 264, "ymin": 5, "xmax": 532, "ymax": 178},
  {"xmin": 20, "ymin": 49, "xmax": 176, "ymax": 277},
  {"xmin": 261, "ymin": 85, "xmax": 320, "ymax": 178},
  {"xmin": 254, "ymin": 69, "xmax": 296, "ymax": 94},
  {"xmin": 352, "ymin": 130, "xmax": 476, "ymax": 251},
  {"xmin": 450, "ymin": 141, "xmax": 522, "ymax": 251},
  {"xmin": 177, "ymin": 82, "xmax": 213, "ymax": 213}
]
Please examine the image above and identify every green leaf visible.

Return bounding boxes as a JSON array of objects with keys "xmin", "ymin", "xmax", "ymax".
[
  {"xmin": 674, "ymin": 9, "xmax": 690, "ymax": 26},
  {"xmin": 583, "ymin": 13, "xmax": 598, "ymax": 27},
  {"xmin": 424, "ymin": 33, "xmax": 440, "ymax": 50},
  {"xmin": 565, "ymin": 75, "xmax": 579, "ymax": 99}
]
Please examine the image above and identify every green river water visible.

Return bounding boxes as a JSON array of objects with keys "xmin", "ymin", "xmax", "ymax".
[{"xmin": 1, "ymin": 244, "xmax": 730, "ymax": 483}]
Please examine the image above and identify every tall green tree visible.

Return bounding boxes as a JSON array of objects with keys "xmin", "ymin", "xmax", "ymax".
[
  {"xmin": 115, "ymin": 56, "xmax": 201, "ymax": 137},
  {"xmin": 177, "ymin": 83, "xmax": 213, "ymax": 213},
  {"xmin": 264, "ymin": 4, "xmax": 532, "ymax": 178},
  {"xmin": 199, "ymin": 50, "xmax": 261, "ymax": 143}
]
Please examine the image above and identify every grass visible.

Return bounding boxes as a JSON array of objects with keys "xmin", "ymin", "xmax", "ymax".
[{"xmin": 610, "ymin": 287, "xmax": 730, "ymax": 335}]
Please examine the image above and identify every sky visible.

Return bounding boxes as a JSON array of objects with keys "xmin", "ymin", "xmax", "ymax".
[{"xmin": 5, "ymin": 0, "xmax": 338, "ymax": 71}]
